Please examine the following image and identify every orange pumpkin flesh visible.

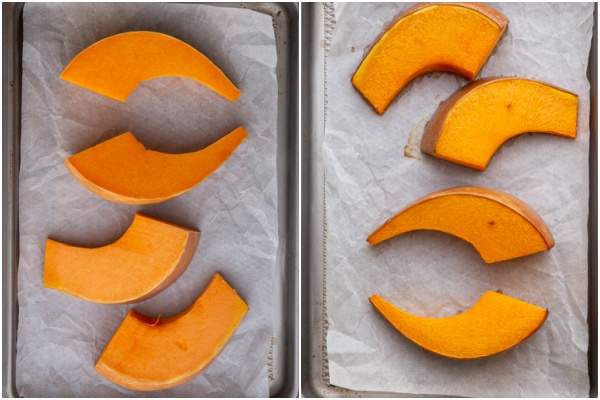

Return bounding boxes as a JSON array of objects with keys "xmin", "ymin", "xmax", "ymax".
[
  {"xmin": 95, "ymin": 273, "xmax": 249, "ymax": 391},
  {"xmin": 61, "ymin": 31, "xmax": 241, "ymax": 102},
  {"xmin": 65, "ymin": 126, "xmax": 248, "ymax": 205},
  {"xmin": 421, "ymin": 77, "xmax": 579, "ymax": 170},
  {"xmin": 367, "ymin": 186, "xmax": 554, "ymax": 263},
  {"xmin": 352, "ymin": 3, "xmax": 508, "ymax": 115},
  {"xmin": 44, "ymin": 213, "xmax": 200, "ymax": 304},
  {"xmin": 370, "ymin": 291, "xmax": 548, "ymax": 359}
]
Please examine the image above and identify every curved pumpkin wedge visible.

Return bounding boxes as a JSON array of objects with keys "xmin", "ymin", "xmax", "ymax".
[
  {"xmin": 352, "ymin": 3, "xmax": 508, "ymax": 115},
  {"xmin": 370, "ymin": 291, "xmax": 548, "ymax": 359},
  {"xmin": 95, "ymin": 273, "xmax": 248, "ymax": 391},
  {"xmin": 61, "ymin": 31, "xmax": 241, "ymax": 102},
  {"xmin": 367, "ymin": 186, "xmax": 554, "ymax": 263},
  {"xmin": 65, "ymin": 126, "xmax": 248, "ymax": 205},
  {"xmin": 44, "ymin": 213, "xmax": 200, "ymax": 304},
  {"xmin": 421, "ymin": 77, "xmax": 579, "ymax": 170}
]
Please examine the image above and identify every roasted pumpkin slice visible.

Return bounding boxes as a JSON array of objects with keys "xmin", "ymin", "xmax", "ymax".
[
  {"xmin": 370, "ymin": 291, "xmax": 548, "ymax": 359},
  {"xmin": 95, "ymin": 273, "xmax": 249, "ymax": 391},
  {"xmin": 353, "ymin": 3, "xmax": 508, "ymax": 115},
  {"xmin": 421, "ymin": 77, "xmax": 579, "ymax": 170},
  {"xmin": 367, "ymin": 186, "xmax": 554, "ymax": 263},
  {"xmin": 65, "ymin": 126, "xmax": 248, "ymax": 205},
  {"xmin": 61, "ymin": 31, "xmax": 241, "ymax": 102},
  {"xmin": 44, "ymin": 213, "xmax": 200, "ymax": 304}
]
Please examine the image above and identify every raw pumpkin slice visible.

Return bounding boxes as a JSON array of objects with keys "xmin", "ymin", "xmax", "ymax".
[
  {"xmin": 370, "ymin": 291, "xmax": 548, "ymax": 359},
  {"xmin": 61, "ymin": 31, "xmax": 241, "ymax": 102},
  {"xmin": 95, "ymin": 273, "xmax": 249, "ymax": 391},
  {"xmin": 367, "ymin": 186, "xmax": 554, "ymax": 263},
  {"xmin": 44, "ymin": 213, "xmax": 200, "ymax": 304},
  {"xmin": 421, "ymin": 77, "xmax": 579, "ymax": 170},
  {"xmin": 65, "ymin": 126, "xmax": 248, "ymax": 205},
  {"xmin": 352, "ymin": 3, "xmax": 508, "ymax": 115}
]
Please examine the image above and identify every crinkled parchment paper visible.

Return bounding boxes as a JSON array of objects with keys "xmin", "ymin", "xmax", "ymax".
[
  {"xmin": 18, "ymin": 3, "xmax": 277, "ymax": 397},
  {"xmin": 324, "ymin": 3, "xmax": 593, "ymax": 397}
]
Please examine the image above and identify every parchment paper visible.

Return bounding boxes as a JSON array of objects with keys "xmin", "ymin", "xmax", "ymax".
[
  {"xmin": 324, "ymin": 3, "xmax": 593, "ymax": 397},
  {"xmin": 17, "ymin": 3, "xmax": 277, "ymax": 397}
]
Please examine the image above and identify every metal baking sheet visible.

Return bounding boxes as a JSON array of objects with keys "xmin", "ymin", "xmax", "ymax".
[
  {"xmin": 301, "ymin": 2, "xmax": 597, "ymax": 397},
  {"xmin": 2, "ymin": 2, "xmax": 298, "ymax": 397}
]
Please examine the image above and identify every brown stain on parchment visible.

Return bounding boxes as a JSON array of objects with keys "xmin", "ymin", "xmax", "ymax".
[{"xmin": 404, "ymin": 117, "xmax": 427, "ymax": 160}]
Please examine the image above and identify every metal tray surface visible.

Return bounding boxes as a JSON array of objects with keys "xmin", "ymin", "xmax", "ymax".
[
  {"xmin": 301, "ymin": 2, "xmax": 597, "ymax": 397},
  {"xmin": 2, "ymin": 2, "xmax": 298, "ymax": 397}
]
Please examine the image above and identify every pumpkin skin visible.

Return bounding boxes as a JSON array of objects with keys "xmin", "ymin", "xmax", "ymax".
[
  {"xmin": 420, "ymin": 77, "xmax": 579, "ymax": 170},
  {"xmin": 95, "ymin": 273, "xmax": 249, "ymax": 391},
  {"xmin": 352, "ymin": 3, "xmax": 508, "ymax": 115},
  {"xmin": 44, "ymin": 213, "xmax": 200, "ymax": 304},
  {"xmin": 65, "ymin": 126, "xmax": 248, "ymax": 205},
  {"xmin": 61, "ymin": 31, "xmax": 241, "ymax": 102},
  {"xmin": 370, "ymin": 291, "xmax": 548, "ymax": 359},
  {"xmin": 367, "ymin": 186, "xmax": 554, "ymax": 263}
]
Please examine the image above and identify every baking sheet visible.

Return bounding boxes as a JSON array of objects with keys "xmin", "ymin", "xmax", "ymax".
[
  {"xmin": 323, "ymin": 3, "xmax": 594, "ymax": 397},
  {"xmin": 16, "ymin": 3, "xmax": 278, "ymax": 397}
]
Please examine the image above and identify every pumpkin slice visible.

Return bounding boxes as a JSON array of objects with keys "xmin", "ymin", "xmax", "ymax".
[
  {"xmin": 370, "ymin": 291, "xmax": 548, "ymax": 359},
  {"xmin": 367, "ymin": 186, "xmax": 554, "ymax": 263},
  {"xmin": 421, "ymin": 77, "xmax": 579, "ymax": 170},
  {"xmin": 352, "ymin": 3, "xmax": 508, "ymax": 115},
  {"xmin": 65, "ymin": 126, "xmax": 248, "ymax": 205},
  {"xmin": 61, "ymin": 31, "xmax": 241, "ymax": 102},
  {"xmin": 44, "ymin": 213, "xmax": 200, "ymax": 304},
  {"xmin": 95, "ymin": 273, "xmax": 249, "ymax": 391}
]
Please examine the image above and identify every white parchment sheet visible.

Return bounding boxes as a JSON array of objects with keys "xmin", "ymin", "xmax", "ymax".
[
  {"xmin": 324, "ymin": 3, "xmax": 593, "ymax": 397},
  {"xmin": 17, "ymin": 3, "xmax": 277, "ymax": 397}
]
